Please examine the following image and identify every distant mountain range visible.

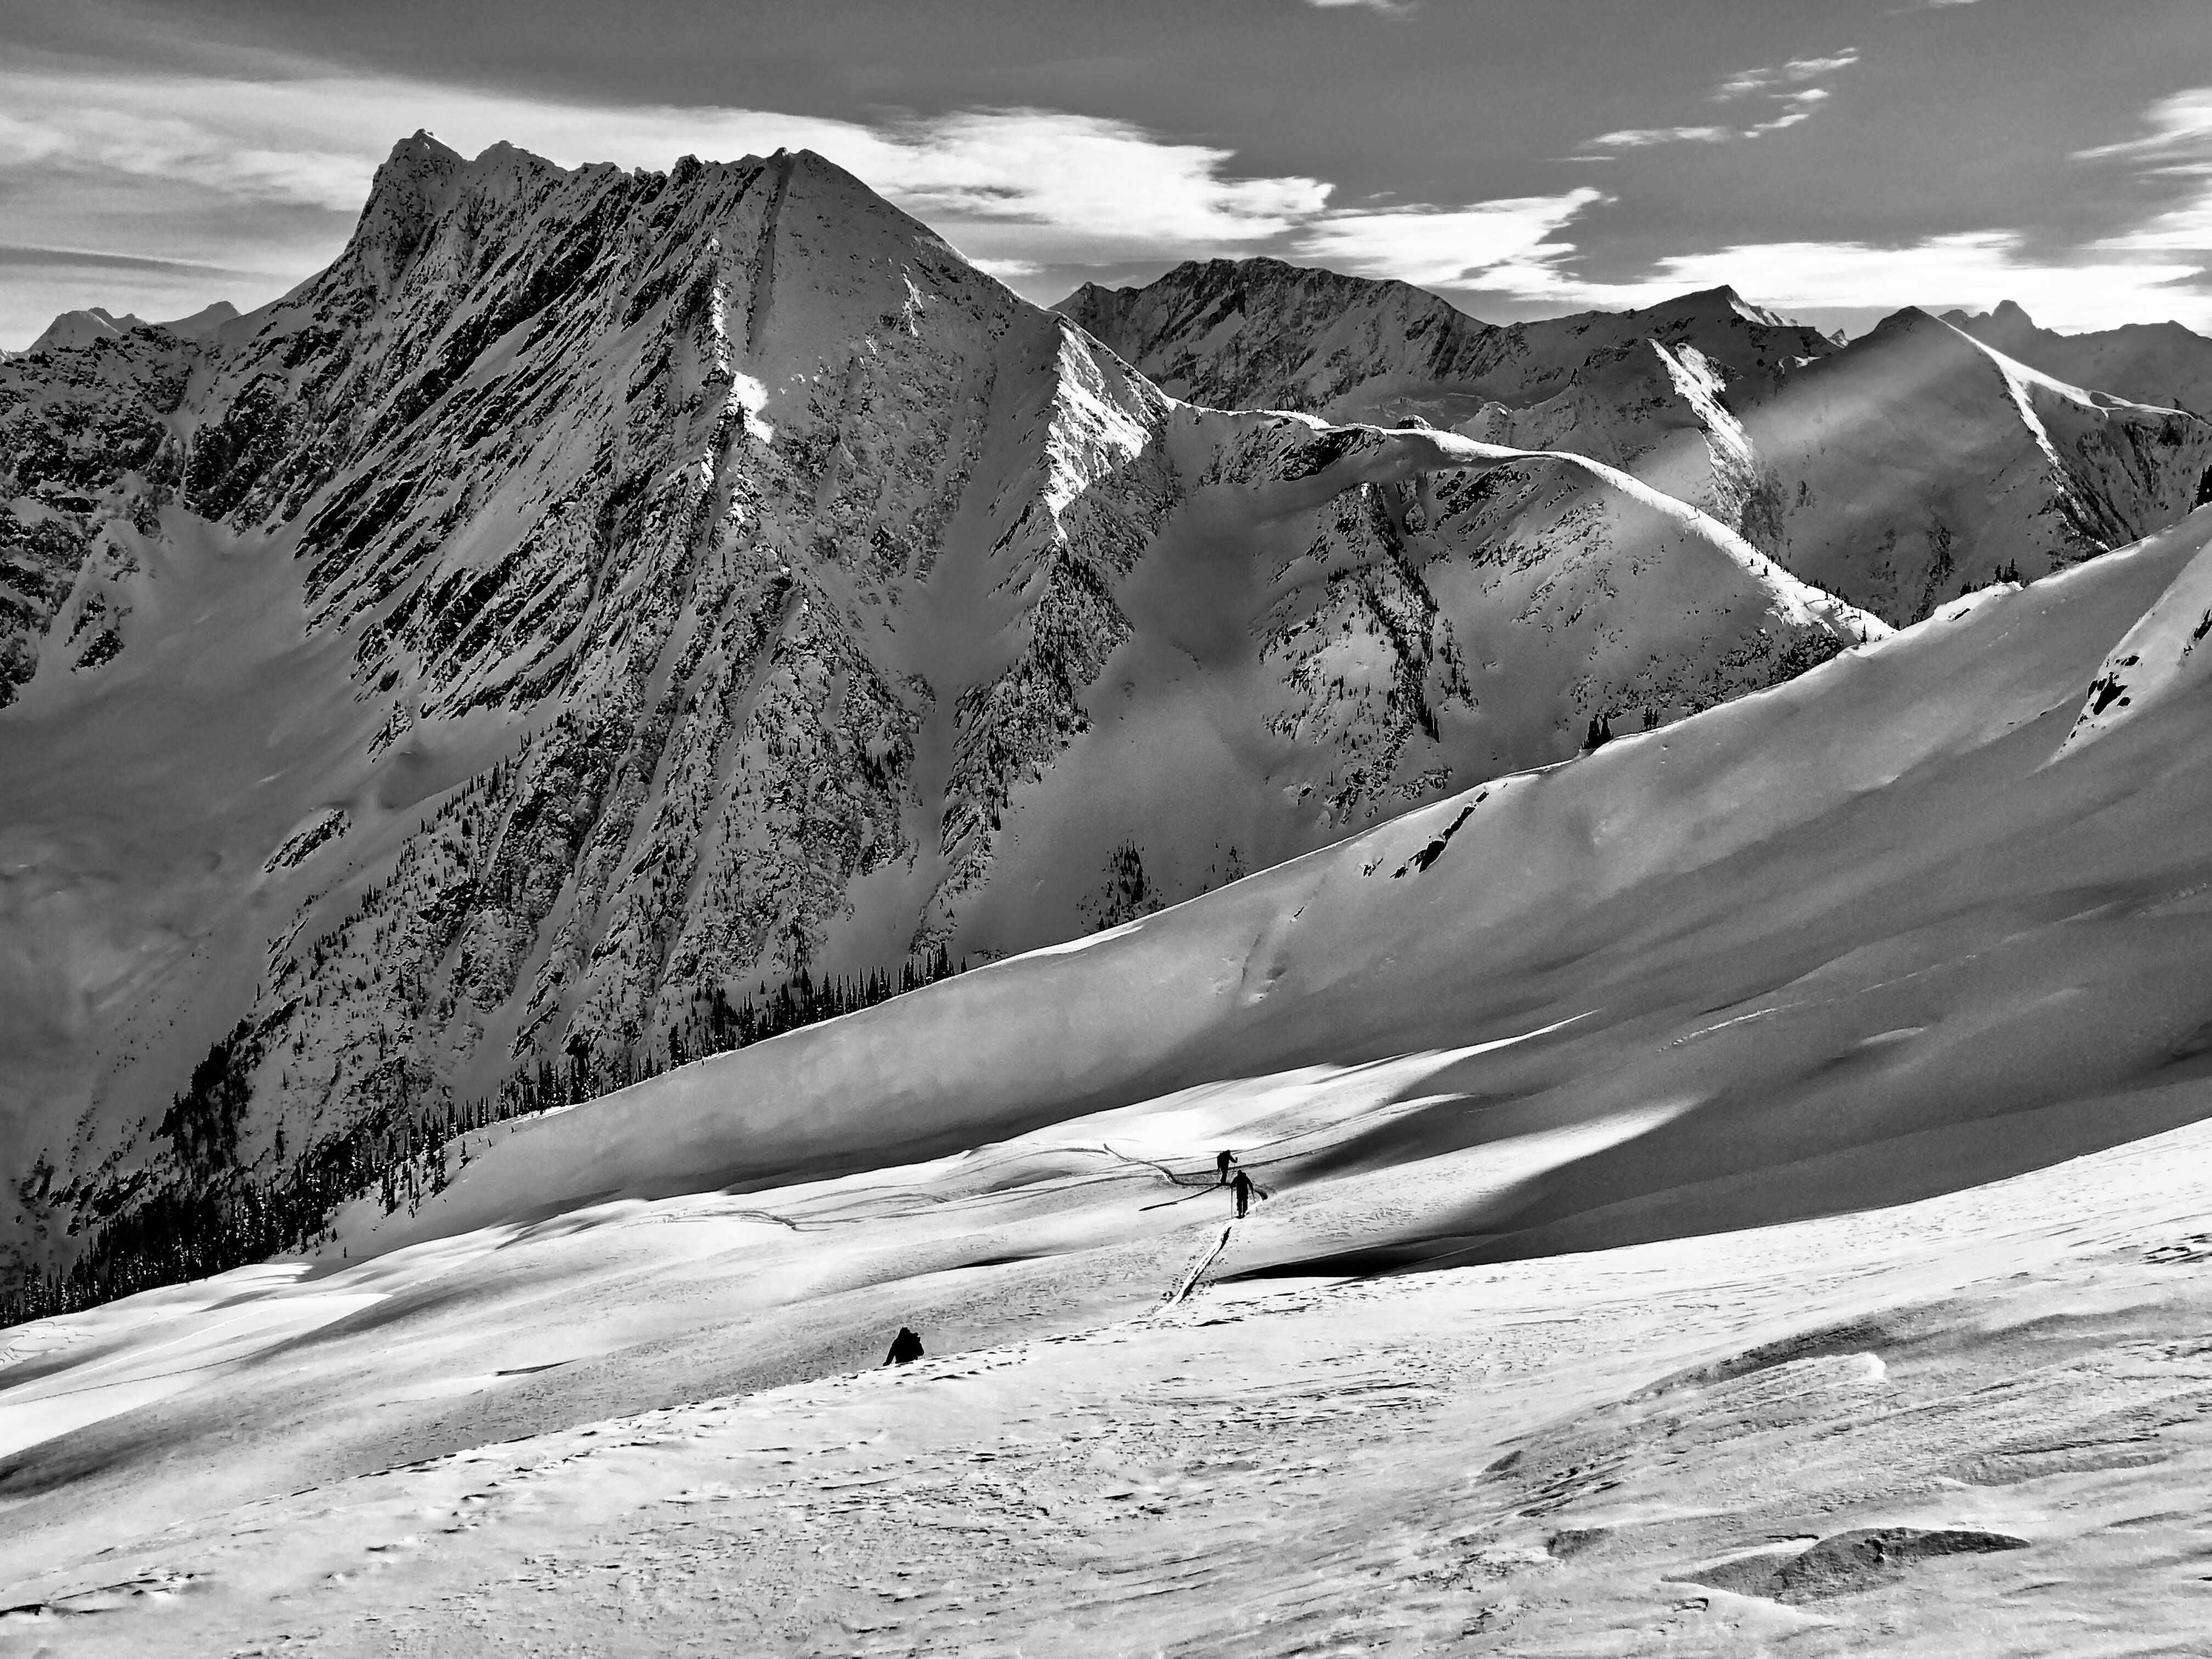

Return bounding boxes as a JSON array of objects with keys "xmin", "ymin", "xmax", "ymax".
[
  {"xmin": 3, "ymin": 301, "xmax": 239, "ymax": 358},
  {"xmin": 4, "ymin": 135, "xmax": 2211, "ymax": 1312},
  {"xmin": 1944, "ymin": 298, "xmax": 2212, "ymax": 419},
  {"xmin": 1065, "ymin": 261, "xmax": 2212, "ymax": 626}
]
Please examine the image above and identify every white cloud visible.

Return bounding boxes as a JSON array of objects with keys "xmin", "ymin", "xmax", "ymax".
[
  {"xmin": 1590, "ymin": 48, "xmax": 1859, "ymax": 149},
  {"xmin": 2057, "ymin": 88, "xmax": 2212, "ymax": 297},
  {"xmin": 2096, "ymin": 200, "xmax": 2212, "ymax": 256},
  {"xmin": 0, "ymin": 102, "xmax": 371, "ymax": 211},
  {"xmin": 1588, "ymin": 126, "xmax": 1734, "ymax": 150},
  {"xmin": 843, "ymin": 109, "xmax": 1328, "ymax": 257},
  {"xmin": 1716, "ymin": 52, "xmax": 1861, "ymax": 99},
  {"xmin": 964, "ymin": 256, "xmax": 1045, "ymax": 281},
  {"xmin": 1507, "ymin": 233, "xmax": 2208, "ymax": 333},
  {"xmin": 0, "ymin": 64, "xmax": 1329, "ymax": 289},
  {"xmin": 2073, "ymin": 85, "xmax": 2212, "ymax": 170},
  {"xmin": 1293, "ymin": 189, "xmax": 1608, "ymax": 289},
  {"xmin": 1748, "ymin": 86, "xmax": 1830, "ymax": 135},
  {"xmin": 1287, "ymin": 174, "xmax": 2208, "ymax": 332},
  {"xmin": 4, "ymin": 50, "xmax": 2205, "ymax": 350}
]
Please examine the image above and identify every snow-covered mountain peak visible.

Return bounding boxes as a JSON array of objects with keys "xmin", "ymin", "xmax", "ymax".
[
  {"xmin": 1858, "ymin": 303, "xmax": 1947, "ymax": 342},
  {"xmin": 1638, "ymin": 283, "xmax": 1793, "ymax": 332},
  {"xmin": 1057, "ymin": 255, "xmax": 1489, "ymax": 415},
  {"xmin": 1944, "ymin": 302, "xmax": 2212, "ymax": 420},
  {"xmin": 159, "ymin": 300, "xmax": 240, "ymax": 341},
  {"xmin": 22, "ymin": 306, "xmax": 150, "ymax": 354},
  {"xmin": 344, "ymin": 130, "xmax": 472, "ymax": 290}
]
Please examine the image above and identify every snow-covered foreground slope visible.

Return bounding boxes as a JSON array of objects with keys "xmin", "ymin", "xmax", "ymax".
[
  {"xmin": 13, "ymin": 1122, "xmax": 2212, "ymax": 1654},
  {"xmin": 5, "ymin": 507, "xmax": 2212, "ymax": 1652}
]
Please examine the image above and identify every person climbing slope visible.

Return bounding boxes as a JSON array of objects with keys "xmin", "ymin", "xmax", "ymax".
[
  {"xmin": 1231, "ymin": 1168, "xmax": 1263, "ymax": 1219},
  {"xmin": 1216, "ymin": 1149, "xmax": 1238, "ymax": 1186},
  {"xmin": 884, "ymin": 1325, "xmax": 924, "ymax": 1365}
]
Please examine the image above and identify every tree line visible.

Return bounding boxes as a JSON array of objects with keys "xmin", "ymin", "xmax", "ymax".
[{"xmin": 0, "ymin": 945, "xmax": 967, "ymax": 1329}]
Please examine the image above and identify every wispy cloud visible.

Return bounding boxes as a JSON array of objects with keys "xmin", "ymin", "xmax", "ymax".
[
  {"xmin": 1587, "ymin": 48, "xmax": 1859, "ymax": 149},
  {"xmin": 2069, "ymin": 87, "xmax": 2212, "ymax": 289},
  {"xmin": 3, "ymin": 43, "xmax": 2205, "ymax": 349},
  {"xmin": 1747, "ymin": 85, "xmax": 1830, "ymax": 136},
  {"xmin": 1293, "ymin": 189, "xmax": 1607, "ymax": 289},
  {"xmin": 0, "ymin": 60, "xmax": 1332, "ymax": 340},
  {"xmin": 1585, "ymin": 126, "xmax": 1734, "ymax": 150},
  {"xmin": 1295, "ymin": 116, "xmax": 2210, "ymax": 333},
  {"xmin": 0, "ymin": 244, "xmax": 266, "ymax": 277},
  {"xmin": 1714, "ymin": 53, "xmax": 1862, "ymax": 99},
  {"xmin": 1527, "ymin": 234, "xmax": 2207, "ymax": 332},
  {"xmin": 0, "ymin": 70, "xmax": 1328, "ymax": 251},
  {"xmin": 2074, "ymin": 86, "xmax": 2212, "ymax": 165}
]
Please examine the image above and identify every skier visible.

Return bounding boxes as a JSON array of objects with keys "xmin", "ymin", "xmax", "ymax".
[
  {"xmin": 1231, "ymin": 1169, "xmax": 1262, "ymax": 1219},
  {"xmin": 884, "ymin": 1325, "xmax": 924, "ymax": 1366},
  {"xmin": 1215, "ymin": 1148, "xmax": 1238, "ymax": 1186}
]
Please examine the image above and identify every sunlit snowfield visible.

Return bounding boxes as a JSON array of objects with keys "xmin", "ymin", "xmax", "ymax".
[
  {"xmin": 11, "ymin": 1119, "xmax": 2212, "ymax": 1656},
  {"xmin": 9, "ymin": 504, "xmax": 2212, "ymax": 1655}
]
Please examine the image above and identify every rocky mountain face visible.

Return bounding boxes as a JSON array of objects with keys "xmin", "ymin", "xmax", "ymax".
[
  {"xmin": 1945, "ymin": 300, "xmax": 2212, "ymax": 419},
  {"xmin": 0, "ymin": 324, "xmax": 196, "ymax": 693},
  {"xmin": 1060, "ymin": 262, "xmax": 1842, "ymax": 565},
  {"xmin": 9, "ymin": 303, "xmax": 238, "ymax": 359},
  {"xmin": 22, "ymin": 307, "xmax": 151, "ymax": 354},
  {"xmin": 0, "ymin": 138, "xmax": 1882, "ymax": 1305},
  {"xmin": 1070, "ymin": 262, "xmax": 2212, "ymax": 625},
  {"xmin": 1722, "ymin": 308, "xmax": 2212, "ymax": 624},
  {"xmin": 1057, "ymin": 259, "xmax": 1837, "ymax": 431},
  {"xmin": 1057, "ymin": 256, "xmax": 1503, "ymax": 416}
]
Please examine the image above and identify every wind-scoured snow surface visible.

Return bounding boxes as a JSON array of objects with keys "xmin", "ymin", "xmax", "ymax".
[{"xmin": 4, "ymin": 506, "xmax": 2212, "ymax": 1653}]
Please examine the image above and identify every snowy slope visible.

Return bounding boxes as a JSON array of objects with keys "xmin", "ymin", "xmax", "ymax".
[
  {"xmin": 0, "ymin": 138, "xmax": 1874, "ymax": 1307},
  {"xmin": 5, "ymin": 506, "xmax": 2212, "ymax": 1657},
  {"xmin": 357, "ymin": 504, "xmax": 2212, "ymax": 1266},
  {"xmin": 12, "ymin": 1122, "xmax": 2212, "ymax": 1655}
]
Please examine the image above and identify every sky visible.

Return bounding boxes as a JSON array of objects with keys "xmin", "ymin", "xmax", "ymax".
[{"xmin": 1, "ymin": 0, "xmax": 2209, "ymax": 348}]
